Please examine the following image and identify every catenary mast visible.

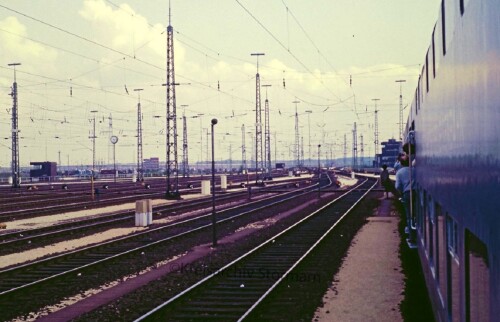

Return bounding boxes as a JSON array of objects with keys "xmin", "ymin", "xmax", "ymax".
[
  {"xmin": 396, "ymin": 80, "xmax": 406, "ymax": 141},
  {"xmin": 8, "ymin": 63, "xmax": 21, "ymax": 188},
  {"xmin": 262, "ymin": 84, "xmax": 272, "ymax": 176},
  {"xmin": 134, "ymin": 88, "xmax": 144, "ymax": 182},
  {"xmin": 165, "ymin": 2, "xmax": 179, "ymax": 197},
  {"xmin": 293, "ymin": 100, "xmax": 300, "ymax": 169},
  {"xmin": 251, "ymin": 53, "xmax": 264, "ymax": 183}
]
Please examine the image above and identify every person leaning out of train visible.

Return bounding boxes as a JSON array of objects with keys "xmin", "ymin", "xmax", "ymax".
[
  {"xmin": 393, "ymin": 153, "xmax": 404, "ymax": 172},
  {"xmin": 395, "ymin": 153, "xmax": 416, "ymax": 238}
]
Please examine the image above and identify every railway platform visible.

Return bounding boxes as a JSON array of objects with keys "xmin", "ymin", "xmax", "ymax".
[{"xmin": 313, "ymin": 196, "xmax": 404, "ymax": 322}]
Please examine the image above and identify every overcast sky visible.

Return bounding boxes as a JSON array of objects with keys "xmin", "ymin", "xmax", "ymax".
[{"xmin": 0, "ymin": 0, "xmax": 441, "ymax": 168}]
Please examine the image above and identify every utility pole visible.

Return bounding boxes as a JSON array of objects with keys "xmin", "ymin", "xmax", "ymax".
[
  {"xmin": 343, "ymin": 134, "xmax": 347, "ymax": 167},
  {"xmin": 8, "ymin": 63, "xmax": 21, "ymax": 188},
  {"xmin": 134, "ymin": 88, "xmax": 144, "ymax": 182},
  {"xmin": 372, "ymin": 98, "xmax": 380, "ymax": 167},
  {"xmin": 352, "ymin": 122, "xmax": 358, "ymax": 170},
  {"xmin": 229, "ymin": 143, "xmax": 232, "ymax": 174},
  {"xmin": 360, "ymin": 134, "xmax": 364, "ymax": 167},
  {"xmin": 206, "ymin": 128, "xmax": 209, "ymax": 165},
  {"xmin": 181, "ymin": 105, "xmax": 189, "ymax": 178},
  {"xmin": 247, "ymin": 131, "xmax": 255, "ymax": 170},
  {"xmin": 241, "ymin": 124, "xmax": 247, "ymax": 175},
  {"xmin": 262, "ymin": 84, "xmax": 272, "ymax": 177},
  {"xmin": 318, "ymin": 144, "xmax": 321, "ymax": 199},
  {"xmin": 107, "ymin": 114, "xmax": 113, "ymax": 166},
  {"xmin": 165, "ymin": 1, "xmax": 179, "ymax": 198},
  {"xmin": 305, "ymin": 110, "xmax": 312, "ymax": 166},
  {"xmin": 301, "ymin": 136, "xmax": 304, "ymax": 167},
  {"xmin": 251, "ymin": 52, "xmax": 265, "ymax": 183},
  {"xmin": 193, "ymin": 113, "xmax": 204, "ymax": 169},
  {"xmin": 293, "ymin": 100, "xmax": 300, "ymax": 169},
  {"xmin": 396, "ymin": 80, "xmax": 406, "ymax": 141},
  {"xmin": 273, "ymin": 132, "xmax": 277, "ymax": 166},
  {"xmin": 90, "ymin": 110, "xmax": 98, "ymax": 200}
]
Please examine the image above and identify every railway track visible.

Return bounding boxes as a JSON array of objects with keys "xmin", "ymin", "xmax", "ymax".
[
  {"xmin": 134, "ymin": 178, "xmax": 376, "ymax": 321},
  {"xmin": 0, "ymin": 180, "xmax": 305, "ymax": 256},
  {"xmin": 0, "ymin": 175, "xmax": 287, "ymax": 222},
  {"xmin": 0, "ymin": 176, "xmax": 331, "ymax": 321}
]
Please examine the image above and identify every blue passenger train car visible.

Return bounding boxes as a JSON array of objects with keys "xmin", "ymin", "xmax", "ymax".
[{"xmin": 404, "ymin": 0, "xmax": 499, "ymax": 321}]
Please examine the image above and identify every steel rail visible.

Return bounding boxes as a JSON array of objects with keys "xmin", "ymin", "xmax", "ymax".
[
  {"xmin": 0, "ymin": 176, "xmax": 330, "ymax": 299},
  {"xmin": 133, "ymin": 177, "xmax": 374, "ymax": 321}
]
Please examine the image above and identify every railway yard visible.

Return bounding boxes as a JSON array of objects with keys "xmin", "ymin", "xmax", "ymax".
[{"xmin": 0, "ymin": 172, "xmax": 409, "ymax": 321}]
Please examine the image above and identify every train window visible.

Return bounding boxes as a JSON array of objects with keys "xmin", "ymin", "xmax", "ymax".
[
  {"xmin": 460, "ymin": 0, "xmax": 470, "ymax": 16},
  {"xmin": 465, "ymin": 231, "xmax": 490, "ymax": 322},
  {"xmin": 426, "ymin": 193, "xmax": 435, "ymax": 271},
  {"xmin": 415, "ymin": 91, "xmax": 418, "ymax": 114},
  {"xmin": 436, "ymin": 204, "xmax": 447, "ymax": 308},
  {"xmin": 441, "ymin": 0, "xmax": 446, "ymax": 56},
  {"xmin": 425, "ymin": 54, "xmax": 429, "ymax": 93},
  {"xmin": 416, "ymin": 188, "xmax": 423, "ymax": 232},
  {"xmin": 420, "ymin": 190, "xmax": 427, "ymax": 247},
  {"xmin": 446, "ymin": 216, "xmax": 458, "ymax": 257},
  {"xmin": 416, "ymin": 79, "xmax": 420, "ymax": 114},
  {"xmin": 432, "ymin": 30, "xmax": 436, "ymax": 78},
  {"xmin": 446, "ymin": 215, "xmax": 460, "ymax": 322},
  {"xmin": 420, "ymin": 71, "xmax": 424, "ymax": 103}
]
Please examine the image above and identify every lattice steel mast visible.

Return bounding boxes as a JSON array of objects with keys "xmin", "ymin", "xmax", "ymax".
[
  {"xmin": 262, "ymin": 84, "xmax": 272, "ymax": 176},
  {"xmin": 166, "ymin": 3, "xmax": 179, "ymax": 197},
  {"xmin": 134, "ymin": 89, "xmax": 144, "ymax": 182},
  {"xmin": 251, "ymin": 53, "xmax": 264, "ymax": 182},
  {"xmin": 360, "ymin": 134, "xmax": 364, "ymax": 167},
  {"xmin": 8, "ymin": 63, "xmax": 21, "ymax": 188},
  {"xmin": 372, "ymin": 98, "xmax": 380, "ymax": 166},
  {"xmin": 352, "ymin": 122, "xmax": 358, "ymax": 169},
  {"xmin": 293, "ymin": 100, "xmax": 300, "ymax": 169},
  {"xmin": 182, "ymin": 109, "xmax": 189, "ymax": 178},
  {"xmin": 241, "ymin": 124, "xmax": 247, "ymax": 174},
  {"xmin": 343, "ymin": 134, "xmax": 347, "ymax": 167},
  {"xmin": 396, "ymin": 80, "xmax": 406, "ymax": 140}
]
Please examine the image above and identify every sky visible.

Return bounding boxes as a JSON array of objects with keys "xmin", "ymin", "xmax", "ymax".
[{"xmin": 0, "ymin": 0, "xmax": 441, "ymax": 169}]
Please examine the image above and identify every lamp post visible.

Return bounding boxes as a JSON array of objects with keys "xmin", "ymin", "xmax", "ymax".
[
  {"xmin": 211, "ymin": 118, "xmax": 218, "ymax": 247},
  {"xmin": 110, "ymin": 135, "xmax": 118, "ymax": 183},
  {"xmin": 318, "ymin": 144, "xmax": 321, "ymax": 199}
]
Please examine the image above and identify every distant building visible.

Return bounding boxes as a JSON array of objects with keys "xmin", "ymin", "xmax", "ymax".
[
  {"xmin": 30, "ymin": 162, "xmax": 57, "ymax": 177},
  {"xmin": 376, "ymin": 139, "xmax": 401, "ymax": 168},
  {"xmin": 144, "ymin": 157, "xmax": 160, "ymax": 171}
]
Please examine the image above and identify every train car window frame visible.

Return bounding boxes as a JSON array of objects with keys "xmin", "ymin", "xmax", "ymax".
[
  {"xmin": 420, "ymin": 189, "xmax": 427, "ymax": 248},
  {"xmin": 420, "ymin": 69, "xmax": 424, "ymax": 104},
  {"xmin": 446, "ymin": 214, "xmax": 461, "ymax": 322},
  {"xmin": 425, "ymin": 53, "xmax": 430, "ymax": 93},
  {"xmin": 430, "ymin": 195, "xmax": 436, "ymax": 276},
  {"xmin": 432, "ymin": 29, "xmax": 436, "ymax": 78},
  {"xmin": 441, "ymin": 0, "xmax": 446, "ymax": 56},
  {"xmin": 446, "ymin": 216, "xmax": 459, "ymax": 260},
  {"xmin": 436, "ymin": 203, "xmax": 447, "ymax": 309}
]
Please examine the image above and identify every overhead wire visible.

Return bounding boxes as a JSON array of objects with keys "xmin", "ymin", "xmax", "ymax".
[{"xmin": 235, "ymin": 0, "xmax": 348, "ymax": 107}]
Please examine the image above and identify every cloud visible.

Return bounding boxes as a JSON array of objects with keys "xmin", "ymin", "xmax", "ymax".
[
  {"xmin": 0, "ymin": 16, "xmax": 58, "ymax": 65},
  {"xmin": 78, "ymin": 0, "xmax": 185, "ymax": 64}
]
